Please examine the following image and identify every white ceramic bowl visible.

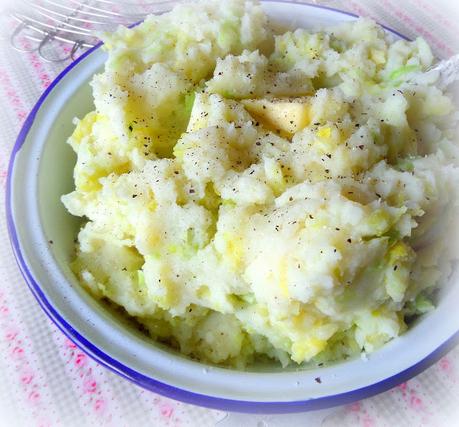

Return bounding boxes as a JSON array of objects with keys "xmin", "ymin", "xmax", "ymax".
[{"xmin": 6, "ymin": 0, "xmax": 459, "ymax": 413}]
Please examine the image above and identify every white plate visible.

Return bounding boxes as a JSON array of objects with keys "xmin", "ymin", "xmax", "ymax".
[{"xmin": 6, "ymin": 0, "xmax": 459, "ymax": 413}]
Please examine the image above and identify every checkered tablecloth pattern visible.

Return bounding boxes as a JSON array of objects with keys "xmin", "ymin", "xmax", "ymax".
[{"xmin": 0, "ymin": 1, "xmax": 458, "ymax": 426}]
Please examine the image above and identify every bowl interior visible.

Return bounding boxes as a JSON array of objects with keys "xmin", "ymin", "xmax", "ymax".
[{"xmin": 8, "ymin": 0, "xmax": 459, "ymax": 410}]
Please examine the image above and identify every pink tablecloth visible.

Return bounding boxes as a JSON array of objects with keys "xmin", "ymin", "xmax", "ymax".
[{"xmin": 0, "ymin": 1, "xmax": 458, "ymax": 426}]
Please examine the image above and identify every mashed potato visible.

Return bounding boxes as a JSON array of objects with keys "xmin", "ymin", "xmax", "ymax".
[{"xmin": 62, "ymin": 0, "xmax": 459, "ymax": 367}]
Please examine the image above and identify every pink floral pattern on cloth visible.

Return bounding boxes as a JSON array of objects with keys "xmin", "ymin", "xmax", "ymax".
[{"xmin": 0, "ymin": 1, "xmax": 458, "ymax": 426}]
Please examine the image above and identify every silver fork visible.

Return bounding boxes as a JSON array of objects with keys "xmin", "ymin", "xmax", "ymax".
[{"xmin": 7, "ymin": 0, "xmax": 177, "ymax": 62}]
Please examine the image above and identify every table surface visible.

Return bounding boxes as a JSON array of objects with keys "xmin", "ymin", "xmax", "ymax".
[{"xmin": 0, "ymin": 1, "xmax": 458, "ymax": 426}]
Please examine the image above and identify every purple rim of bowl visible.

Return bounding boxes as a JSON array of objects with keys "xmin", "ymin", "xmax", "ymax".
[{"xmin": 5, "ymin": 0, "xmax": 459, "ymax": 414}]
